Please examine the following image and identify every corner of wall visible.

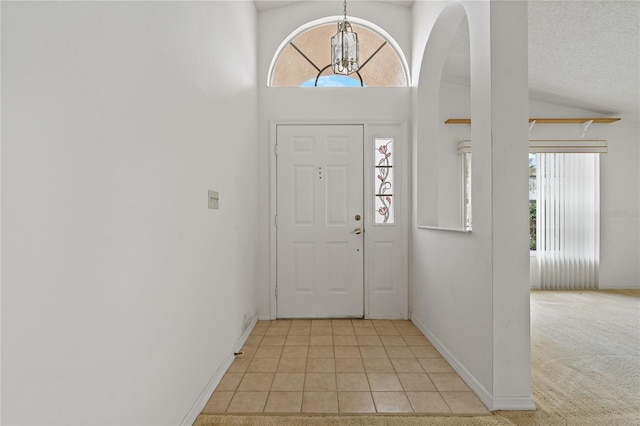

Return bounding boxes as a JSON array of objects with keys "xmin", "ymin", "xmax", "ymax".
[
  {"xmin": 179, "ymin": 315, "xmax": 258, "ymax": 426},
  {"xmin": 411, "ymin": 312, "xmax": 493, "ymax": 409}
]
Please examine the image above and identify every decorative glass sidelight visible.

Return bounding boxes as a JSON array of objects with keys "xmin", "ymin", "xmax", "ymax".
[{"xmin": 375, "ymin": 138, "xmax": 394, "ymax": 224}]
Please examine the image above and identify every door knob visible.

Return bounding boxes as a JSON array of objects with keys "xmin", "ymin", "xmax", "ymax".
[{"xmin": 352, "ymin": 228, "xmax": 363, "ymax": 235}]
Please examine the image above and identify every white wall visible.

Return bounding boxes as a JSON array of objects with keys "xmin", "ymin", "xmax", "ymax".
[
  {"xmin": 528, "ymin": 101, "xmax": 640, "ymax": 289},
  {"xmin": 256, "ymin": 1, "xmax": 413, "ymax": 319},
  {"xmin": 411, "ymin": 0, "xmax": 533, "ymax": 410},
  {"xmin": 1, "ymin": 2, "xmax": 259, "ymax": 425}
]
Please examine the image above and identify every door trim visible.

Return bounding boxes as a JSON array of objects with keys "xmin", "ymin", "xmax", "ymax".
[{"xmin": 269, "ymin": 119, "xmax": 409, "ymax": 320}]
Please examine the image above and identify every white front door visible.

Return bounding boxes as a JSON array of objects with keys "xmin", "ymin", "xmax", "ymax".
[{"xmin": 276, "ymin": 125, "xmax": 364, "ymax": 318}]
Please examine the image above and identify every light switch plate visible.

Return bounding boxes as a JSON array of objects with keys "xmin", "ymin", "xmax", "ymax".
[{"xmin": 208, "ymin": 190, "xmax": 219, "ymax": 209}]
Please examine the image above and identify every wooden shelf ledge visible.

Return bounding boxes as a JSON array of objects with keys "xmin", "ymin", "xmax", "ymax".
[{"xmin": 445, "ymin": 118, "xmax": 621, "ymax": 124}]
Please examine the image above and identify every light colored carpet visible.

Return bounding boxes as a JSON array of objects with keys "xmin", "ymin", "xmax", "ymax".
[
  {"xmin": 195, "ymin": 290, "xmax": 640, "ymax": 426},
  {"xmin": 497, "ymin": 289, "xmax": 640, "ymax": 426}
]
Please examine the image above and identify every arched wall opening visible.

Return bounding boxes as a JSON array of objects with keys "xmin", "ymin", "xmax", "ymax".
[{"xmin": 416, "ymin": 3, "xmax": 470, "ymax": 229}]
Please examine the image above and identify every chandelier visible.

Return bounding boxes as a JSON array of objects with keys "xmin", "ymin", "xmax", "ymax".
[{"xmin": 331, "ymin": 0, "xmax": 359, "ymax": 75}]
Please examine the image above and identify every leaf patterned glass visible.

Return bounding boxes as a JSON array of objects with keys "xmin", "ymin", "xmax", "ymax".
[{"xmin": 375, "ymin": 138, "xmax": 394, "ymax": 224}]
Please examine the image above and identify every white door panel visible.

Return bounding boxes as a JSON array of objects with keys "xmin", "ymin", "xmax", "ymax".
[{"xmin": 277, "ymin": 125, "xmax": 364, "ymax": 318}]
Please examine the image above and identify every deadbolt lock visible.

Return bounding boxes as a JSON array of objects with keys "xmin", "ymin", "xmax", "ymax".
[{"xmin": 355, "ymin": 214, "xmax": 361, "ymax": 221}]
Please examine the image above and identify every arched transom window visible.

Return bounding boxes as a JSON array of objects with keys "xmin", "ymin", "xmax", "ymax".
[{"xmin": 269, "ymin": 19, "xmax": 409, "ymax": 87}]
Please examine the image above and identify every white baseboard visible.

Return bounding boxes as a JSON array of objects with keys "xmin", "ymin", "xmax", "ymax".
[
  {"xmin": 180, "ymin": 314, "xmax": 258, "ymax": 426},
  {"xmin": 492, "ymin": 396, "xmax": 536, "ymax": 411},
  {"xmin": 366, "ymin": 313, "xmax": 408, "ymax": 320},
  {"xmin": 598, "ymin": 285, "xmax": 640, "ymax": 290},
  {"xmin": 410, "ymin": 312, "xmax": 493, "ymax": 410},
  {"xmin": 410, "ymin": 312, "xmax": 536, "ymax": 411}
]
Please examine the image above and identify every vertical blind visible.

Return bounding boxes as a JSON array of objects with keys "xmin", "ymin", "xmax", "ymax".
[{"xmin": 537, "ymin": 153, "xmax": 600, "ymax": 289}]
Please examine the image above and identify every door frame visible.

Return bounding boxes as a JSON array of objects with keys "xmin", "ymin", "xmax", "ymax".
[{"xmin": 269, "ymin": 119, "xmax": 409, "ymax": 320}]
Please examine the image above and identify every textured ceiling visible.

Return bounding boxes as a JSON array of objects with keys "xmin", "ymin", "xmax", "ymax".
[
  {"xmin": 253, "ymin": 0, "xmax": 414, "ymax": 12},
  {"xmin": 443, "ymin": 0, "xmax": 640, "ymax": 120},
  {"xmin": 444, "ymin": 1, "xmax": 639, "ymax": 118},
  {"xmin": 256, "ymin": 0, "xmax": 639, "ymax": 118},
  {"xmin": 529, "ymin": 0, "xmax": 639, "ymax": 117}
]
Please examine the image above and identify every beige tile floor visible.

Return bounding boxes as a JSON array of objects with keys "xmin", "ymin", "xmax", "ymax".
[{"xmin": 202, "ymin": 319, "xmax": 489, "ymax": 415}]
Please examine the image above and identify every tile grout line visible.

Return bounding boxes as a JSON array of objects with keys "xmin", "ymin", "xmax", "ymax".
[
  {"xmin": 212, "ymin": 319, "xmax": 482, "ymax": 416},
  {"xmin": 392, "ymin": 320, "xmax": 415, "ymax": 414},
  {"xmin": 299, "ymin": 323, "xmax": 313, "ymax": 413},
  {"xmin": 390, "ymin": 325, "xmax": 416, "ymax": 414}
]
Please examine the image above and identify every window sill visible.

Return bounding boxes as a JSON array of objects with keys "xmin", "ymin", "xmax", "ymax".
[{"xmin": 416, "ymin": 225, "xmax": 471, "ymax": 233}]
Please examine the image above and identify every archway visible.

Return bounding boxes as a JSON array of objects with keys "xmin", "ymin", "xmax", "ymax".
[{"xmin": 416, "ymin": 3, "xmax": 469, "ymax": 228}]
